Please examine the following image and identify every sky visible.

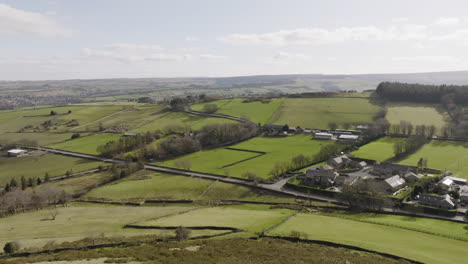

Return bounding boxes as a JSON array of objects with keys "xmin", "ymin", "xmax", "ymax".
[{"xmin": 1, "ymin": 0, "xmax": 468, "ymax": 80}]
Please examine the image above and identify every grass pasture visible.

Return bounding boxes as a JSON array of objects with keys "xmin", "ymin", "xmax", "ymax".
[
  {"xmin": 134, "ymin": 204, "xmax": 295, "ymax": 234},
  {"xmin": 0, "ymin": 203, "xmax": 197, "ymax": 249},
  {"xmin": 48, "ymin": 133, "xmax": 122, "ymax": 155},
  {"xmin": 271, "ymin": 213, "xmax": 468, "ymax": 264},
  {"xmin": 386, "ymin": 103, "xmax": 447, "ymax": 129},
  {"xmin": 131, "ymin": 112, "xmax": 237, "ymax": 133},
  {"xmin": 268, "ymin": 98, "xmax": 380, "ymax": 129},
  {"xmin": 352, "ymin": 137, "xmax": 405, "ymax": 161},
  {"xmin": 85, "ymin": 171, "xmax": 294, "ymax": 203},
  {"xmin": 398, "ymin": 140, "xmax": 468, "ymax": 178},
  {"xmin": 158, "ymin": 135, "xmax": 339, "ymax": 179},
  {"xmin": 0, "ymin": 132, "xmax": 74, "ymax": 146},
  {"xmin": 0, "ymin": 105, "xmax": 124, "ymax": 133},
  {"xmin": 191, "ymin": 98, "xmax": 284, "ymax": 124},
  {"xmin": 0, "ymin": 152, "xmax": 104, "ymax": 184}
]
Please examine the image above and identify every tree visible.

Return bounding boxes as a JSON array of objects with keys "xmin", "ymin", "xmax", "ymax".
[
  {"xmin": 9, "ymin": 178, "xmax": 17, "ymax": 188},
  {"xmin": 50, "ymin": 110, "xmax": 57, "ymax": 116},
  {"xmin": 44, "ymin": 172, "xmax": 50, "ymax": 182},
  {"xmin": 4, "ymin": 183, "xmax": 10, "ymax": 192},
  {"xmin": 36, "ymin": 177, "xmax": 42, "ymax": 186},
  {"xmin": 71, "ymin": 133, "xmax": 80, "ymax": 139},
  {"xmin": 328, "ymin": 122, "xmax": 338, "ymax": 130},
  {"xmin": 67, "ymin": 110, "xmax": 72, "ymax": 114},
  {"xmin": 175, "ymin": 226, "xmax": 191, "ymax": 241},
  {"xmin": 282, "ymin": 124, "xmax": 289, "ymax": 132},
  {"xmin": 20, "ymin": 176, "xmax": 27, "ymax": 190},
  {"xmin": 202, "ymin": 103, "xmax": 219, "ymax": 114},
  {"xmin": 3, "ymin": 241, "xmax": 20, "ymax": 254},
  {"xmin": 174, "ymin": 159, "xmax": 192, "ymax": 170}
]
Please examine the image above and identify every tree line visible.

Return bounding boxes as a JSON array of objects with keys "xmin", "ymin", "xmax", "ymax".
[
  {"xmin": 376, "ymin": 82, "xmax": 468, "ymax": 104},
  {"xmin": 97, "ymin": 131, "xmax": 163, "ymax": 158},
  {"xmin": 133, "ymin": 122, "xmax": 260, "ymax": 161},
  {"xmin": 393, "ymin": 136, "xmax": 428, "ymax": 158}
]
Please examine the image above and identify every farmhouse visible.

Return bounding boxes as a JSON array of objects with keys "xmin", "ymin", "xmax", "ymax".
[
  {"xmin": 303, "ymin": 166, "xmax": 339, "ymax": 188},
  {"xmin": 383, "ymin": 175, "xmax": 406, "ymax": 192},
  {"xmin": 314, "ymin": 132, "xmax": 333, "ymax": 140},
  {"xmin": 418, "ymin": 194, "xmax": 456, "ymax": 210},
  {"xmin": 328, "ymin": 154, "xmax": 352, "ymax": 169},
  {"xmin": 7, "ymin": 149, "xmax": 26, "ymax": 157}
]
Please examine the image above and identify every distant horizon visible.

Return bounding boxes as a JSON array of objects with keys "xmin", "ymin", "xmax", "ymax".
[{"xmin": 1, "ymin": 69, "xmax": 468, "ymax": 82}]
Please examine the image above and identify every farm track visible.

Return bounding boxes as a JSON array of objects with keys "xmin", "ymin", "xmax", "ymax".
[{"xmin": 68, "ymin": 107, "xmax": 131, "ymax": 131}]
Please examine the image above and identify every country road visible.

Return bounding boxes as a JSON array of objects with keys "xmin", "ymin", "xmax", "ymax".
[
  {"xmin": 27, "ymin": 146, "xmax": 467, "ymax": 223},
  {"xmin": 26, "ymin": 146, "xmax": 339, "ymax": 203}
]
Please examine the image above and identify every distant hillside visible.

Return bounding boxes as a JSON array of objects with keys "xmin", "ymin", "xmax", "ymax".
[{"xmin": 1, "ymin": 71, "xmax": 468, "ymax": 108}]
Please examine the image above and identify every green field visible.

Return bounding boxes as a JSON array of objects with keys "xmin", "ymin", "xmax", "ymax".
[
  {"xmin": 271, "ymin": 213, "xmax": 468, "ymax": 264},
  {"xmin": 386, "ymin": 103, "xmax": 447, "ymax": 129},
  {"xmin": 0, "ymin": 105, "xmax": 124, "ymax": 133},
  {"xmin": 135, "ymin": 204, "xmax": 295, "ymax": 234},
  {"xmin": 352, "ymin": 137, "xmax": 405, "ymax": 161},
  {"xmin": 0, "ymin": 152, "xmax": 104, "ymax": 184},
  {"xmin": 85, "ymin": 171, "xmax": 294, "ymax": 203},
  {"xmin": 398, "ymin": 140, "xmax": 468, "ymax": 178},
  {"xmin": 48, "ymin": 133, "xmax": 122, "ymax": 155},
  {"xmin": 159, "ymin": 135, "xmax": 338, "ymax": 179},
  {"xmin": 0, "ymin": 132, "xmax": 74, "ymax": 146},
  {"xmin": 0, "ymin": 203, "xmax": 196, "ymax": 249},
  {"xmin": 268, "ymin": 98, "xmax": 381, "ymax": 129},
  {"xmin": 191, "ymin": 98, "xmax": 284, "ymax": 124},
  {"xmin": 131, "ymin": 112, "xmax": 237, "ymax": 133},
  {"xmin": 74, "ymin": 105, "xmax": 166, "ymax": 132},
  {"xmin": 323, "ymin": 212, "xmax": 468, "ymax": 240}
]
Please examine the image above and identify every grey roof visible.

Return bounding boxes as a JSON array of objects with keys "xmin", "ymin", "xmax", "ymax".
[{"xmin": 384, "ymin": 175, "xmax": 406, "ymax": 189}]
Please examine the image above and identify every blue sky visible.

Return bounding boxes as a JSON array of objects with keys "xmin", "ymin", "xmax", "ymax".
[{"xmin": 1, "ymin": 0, "xmax": 468, "ymax": 80}]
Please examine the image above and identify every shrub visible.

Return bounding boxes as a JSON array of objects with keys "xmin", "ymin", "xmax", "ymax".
[
  {"xmin": 3, "ymin": 241, "xmax": 20, "ymax": 254},
  {"xmin": 175, "ymin": 226, "xmax": 191, "ymax": 241},
  {"xmin": 71, "ymin": 133, "xmax": 81, "ymax": 139},
  {"xmin": 203, "ymin": 103, "xmax": 218, "ymax": 114}
]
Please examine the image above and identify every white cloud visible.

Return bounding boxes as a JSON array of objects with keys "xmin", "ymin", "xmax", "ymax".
[
  {"xmin": 434, "ymin": 17, "xmax": 460, "ymax": 27},
  {"xmin": 103, "ymin": 43, "xmax": 163, "ymax": 51},
  {"xmin": 185, "ymin": 36, "xmax": 199, "ymax": 42},
  {"xmin": 219, "ymin": 25, "xmax": 431, "ymax": 45},
  {"xmin": 0, "ymin": 3, "xmax": 72, "ymax": 37},
  {"xmin": 82, "ymin": 44, "xmax": 227, "ymax": 63},
  {"xmin": 219, "ymin": 19, "xmax": 468, "ymax": 46},
  {"xmin": 391, "ymin": 55, "xmax": 460, "ymax": 63},
  {"xmin": 199, "ymin": 54, "xmax": 228, "ymax": 60},
  {"xmin": 265, "ymin": 52, "xmax": 309, "ymax": 64}
]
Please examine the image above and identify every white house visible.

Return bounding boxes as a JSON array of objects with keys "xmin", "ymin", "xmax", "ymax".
[{"xmin": 7, "ymin": 149, "xmax": 26, "ymax": 157}]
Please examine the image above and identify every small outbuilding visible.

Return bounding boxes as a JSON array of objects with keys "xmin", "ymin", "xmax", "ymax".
[{"xmin": 7, "ymin": 149, "xmax": 26, "ymax": 157}]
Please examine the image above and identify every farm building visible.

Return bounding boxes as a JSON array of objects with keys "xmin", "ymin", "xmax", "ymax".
[
  {"xmin": 438, "ymin": 177, "xmax": 454, "ymax": 192},
  {"xmin": 418, "ymin": 194, "xmax": 456, "ymax": 210},
  {"xmin": 303, "ymin": 166, "xmax": 339, "ymax": 188},
  {"xmin": 7, "ymin": 149, "xmax": 26, "ymax": 157},
  {"xmin": 314, "ymin": 132, "xmax": 333, "ymax": 140},
  {"xmin": 460, "ymin": 191, "xmax": 468, "ymax": 204},
  {"xmin": 383, "ymin": 175, "xmax": 406, "ymax": 192},
  {"xmin": 404, "ymin": 172, "xmax": 422, "ymax": 182},
  {"xmin": 337, "ymin": 134, "xmax": 359, "ymax": 142},
  {"xmin": 328, "ymin": 154, "xmax": 352, "ymax": 169}
]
